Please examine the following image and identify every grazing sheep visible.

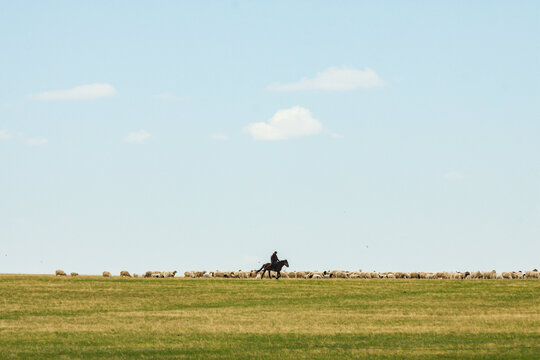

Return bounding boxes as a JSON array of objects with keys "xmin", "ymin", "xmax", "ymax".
[
  {"xmin": 70, "ymin": 272, "xmax": 78, "ymax": 277},
  {"xmin": 311, "ymin": 271, "xmax": 325, "ymax": 278},
  {"xmin": 133, "ymin": 273, "xmax": 139, "ymax": 278},
  {"xmin": 143, "ymin": 271, "xmax": 153, "ymax": 278},
  {"xmin": 203, "ymin": 272, "xmax": 213, "ymax": 278},
  {"xmin": 525, "ymin": 270, "xmax": 540, "ymax": 279},
  {"xmin": 120, "ymin": 270, "xmax": 131, "ymax": 277},
  {"xmin": 435, "ymin": 272, "xmax": 449, "ymax": 279},
  {"xmin": 278, "ymin": 271, "xmax": 289, "ymax": 278},
  {"xmin": 386, "ymin": 273, "xmax": 395, "ymax": 279},
  {"xmin": 481, "ymin": 270, "xmax": 497, "ymax": 279},
  {"xmin": 151, "ymin": 273, "xmax": 162, "ymax": 278},
  {"xmin": 511, "ymin": 271, "xmax": 523, "ymax": 279},
  {"xmin": 55, "ymin": 270, "xmax": 67, "ymax": 276},
  {"xmin": 185, "ymin": 271, "xmax": 206, "ymax": 278},
  {"xmin": 213, "ymin": 271, "xmax": 228, "ymax": 278},
  {"xmin": 410, "ymin": 272, "xmax": 420, "ymax": 279},
  {"xmin": 330, "ymin": 270, "xmax": 348, "ymax": 279},
  {"xmin": 102, "ymin": 271, "xmax": 112, "ymax": 278},
  {"xmin": 162, "ymin": 271, "xmax": 177, "ymax": 278}
]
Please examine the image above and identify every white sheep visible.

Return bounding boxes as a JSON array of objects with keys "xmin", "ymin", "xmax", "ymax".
[
  {"xmin": 162, "ymin": 271, "xmax": 177, "ymax": 278},
  {"xmin": 70, "ymin": 272, "xmax": 78, "ymax": 277},
  {"xmin": 102, "ymin": 271, "xmax": 112, "ymax": 278},
  {"xmin": 55, "ymin": 269, "xmax": 67, "ymax": 276},
  {"xmin": 120, "ymin": 270, "xmax": 131, "ymax": 277}
]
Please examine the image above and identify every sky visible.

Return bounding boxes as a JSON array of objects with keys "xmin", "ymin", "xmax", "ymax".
[{"xmin": 1, "ymin": 1, "xmax": 539, "ymax": 275}]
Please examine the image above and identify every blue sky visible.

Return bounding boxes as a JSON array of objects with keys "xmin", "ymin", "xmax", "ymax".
[{"xmin": 1, "ymin": 1, "xmax": 539, "ymax": 274}]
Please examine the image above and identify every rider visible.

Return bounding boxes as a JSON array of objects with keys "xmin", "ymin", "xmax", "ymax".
[{"xmin": 271, "ymin": 251, "xmax": 279, "ymax": 270}]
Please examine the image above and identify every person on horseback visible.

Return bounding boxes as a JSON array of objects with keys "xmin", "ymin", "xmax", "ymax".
[{"xmin": 271, "ymin": 251, "xmax": 279, "ymax": 270}]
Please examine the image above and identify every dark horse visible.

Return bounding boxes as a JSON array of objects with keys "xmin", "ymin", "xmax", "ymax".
[{"xmin": 256, "ymin": 259, "xmax": 289, "ymax": 279}]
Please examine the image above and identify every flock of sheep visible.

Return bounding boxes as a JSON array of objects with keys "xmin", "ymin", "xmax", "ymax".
[{"xmin": 54, "ymin": 269, "xmax": 540, "ymax": 279}]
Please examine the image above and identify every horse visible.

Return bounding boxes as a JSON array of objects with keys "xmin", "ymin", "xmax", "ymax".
[{"xmin": 256, "ymin": 259, "xmax": 289, "ymax": 279}]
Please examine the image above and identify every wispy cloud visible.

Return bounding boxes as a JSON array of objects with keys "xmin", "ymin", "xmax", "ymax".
[
  {"xmin": 123, "ymin": 130, "xmax": 151, "ymax": 144},
  {"xmin": 246, "ymin": 106, "xmax": 323, "ymax": 141},
  {"xmin": 1, "ymin": 129, "xmax": 48, "ymax": 146},
  {"xmin": 25, "ymin": 137, "xmax": 48, "ymax": 146},
  {"xmin": 0, "ymin": 129, "xmax": 13, "ymax": 140},
  {"xmin": 444, "ymin": 171, "xmax": 466, "ymax": 180},
  {"xmin": 30, "ymin": 83, "xmax": 116, "ymax": 101},
  {"xmin": 153, "ymin": 92, "xmax": 188, "ymax": 101},
  {"xmin": 267, "ymin": 66, "xmax": 385, "ymax": 92},
  {"xmin": 211, "ymin": 134, "xmax": 229, "ymax": 140}
]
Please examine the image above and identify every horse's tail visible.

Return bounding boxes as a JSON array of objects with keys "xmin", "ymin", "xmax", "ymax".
[{"xmin": 256, "ymin": 264, "xmax": 265, "ymax": 273}]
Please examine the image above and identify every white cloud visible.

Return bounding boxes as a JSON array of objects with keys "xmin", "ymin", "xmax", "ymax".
[
  {"xmin": 0, "ymin": 129, "xmax": 13, "ymax": 140},
  {"xmin": 246, "ymin": 106, "xmax": 323, "ymax": 141},
  {"xmin": 267, "ymin": 66, "xmax": 385, "ymax": 92},
  {"xmin": 211, "ymin": 134, "xmax": 229, "ymax": 140},
  {"xmin": 123, "ymin": 130, "xmax": 151, "ymax": 144},
  {"xmin": 444, "ymin": 171, "xmax": 466, "ymax": 180},
  {"xmin": 25, "ymin": 137, "xmax": 48, "ymax": 146},
  {"xmin": 153, "ymin": 92, "xmax": 187, "ymax": 101},
  {"xmin": 30, "ymin": 83, "xmax": 116, "ymax": 101}
]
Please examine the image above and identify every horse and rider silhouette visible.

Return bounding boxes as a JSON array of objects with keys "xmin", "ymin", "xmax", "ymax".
[{"xmin": 256, "ymin": 251, "xmax": 289, "ymax": 279}]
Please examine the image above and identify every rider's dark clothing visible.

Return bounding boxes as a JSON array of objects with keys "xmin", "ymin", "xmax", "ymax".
[{"xmin": 271, "ymin": 253, "xmax": 279, "ymax": 269}]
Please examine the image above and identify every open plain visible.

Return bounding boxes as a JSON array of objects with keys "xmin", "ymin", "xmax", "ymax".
[{"xmin": 0, "ymin": 275, "xmax": 539, "ymax": 359}]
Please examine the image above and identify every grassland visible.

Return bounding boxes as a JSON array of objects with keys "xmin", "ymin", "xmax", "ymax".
[{"xmin": 0, "ymin": 275, "xmax": 539, "ymax": 359}]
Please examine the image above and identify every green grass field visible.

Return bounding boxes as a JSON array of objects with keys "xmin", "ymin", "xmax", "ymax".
[{"xmin": 0, "ymin": 275, "xmax": 539, "ymax": 359}]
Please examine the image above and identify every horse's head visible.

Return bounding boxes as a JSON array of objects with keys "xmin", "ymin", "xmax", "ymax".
[{"xmin": 283, "ymin": 259, "xmax": 289, "ymax": 267}]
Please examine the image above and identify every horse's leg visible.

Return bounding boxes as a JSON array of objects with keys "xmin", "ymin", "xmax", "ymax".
[
  {"xmin": 261, "ymin": 269, "xmax": 266, "ymax": 279},
  {"xmin": 277, "ymin": 271, "xmax": 281, "ymax": 279}
]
